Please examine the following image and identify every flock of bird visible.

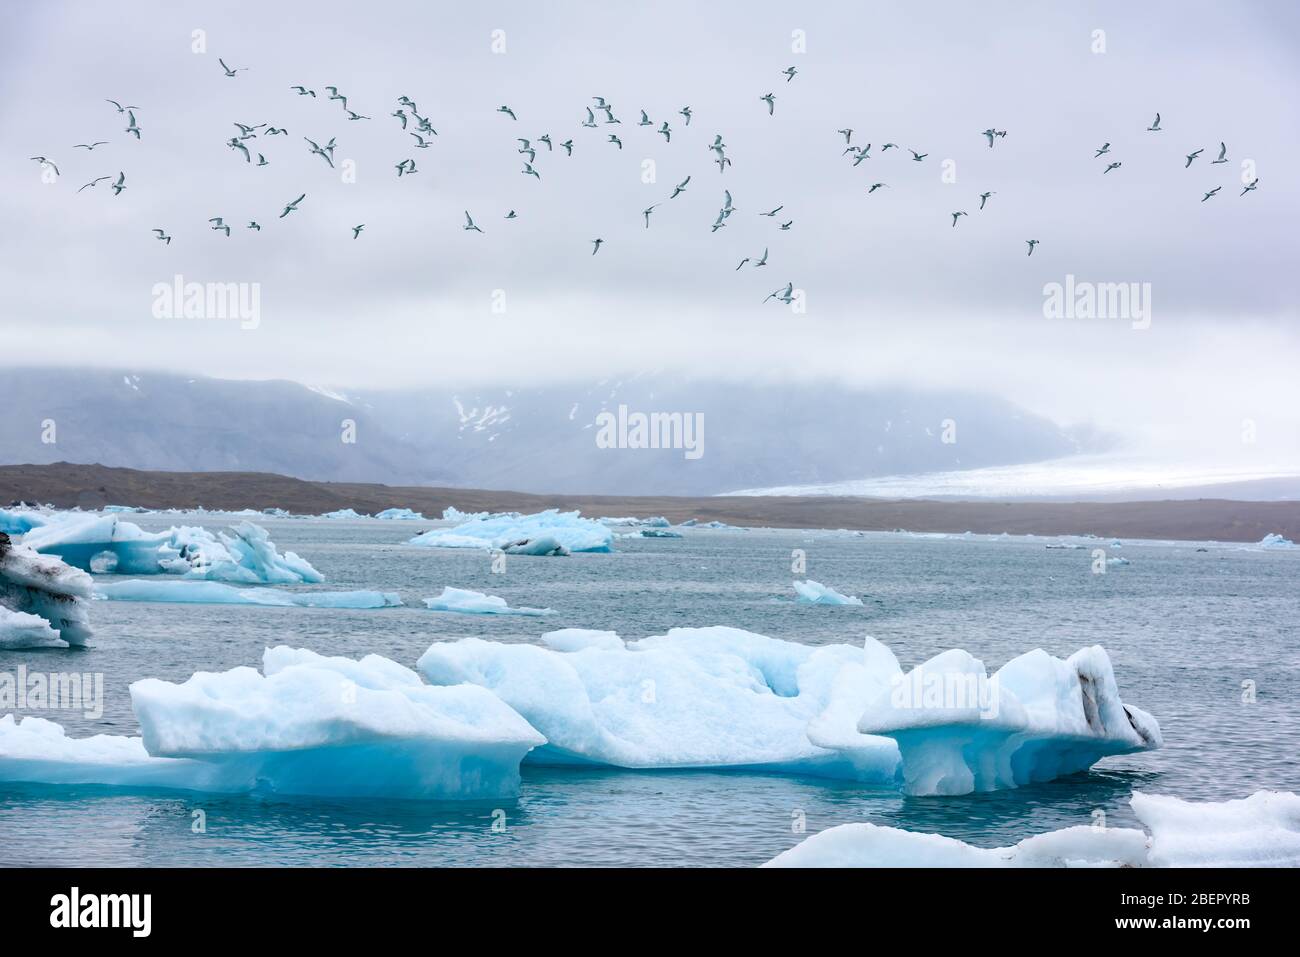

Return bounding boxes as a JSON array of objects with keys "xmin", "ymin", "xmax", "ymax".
[{"xmin": 27, "ymin": 57, "xmax": 1262, "ymax": 300}]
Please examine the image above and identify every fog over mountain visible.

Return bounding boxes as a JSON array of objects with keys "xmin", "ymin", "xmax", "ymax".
[{"xmin": 0, "ymin": 369, "xmax": 1094, "ymax": 495}]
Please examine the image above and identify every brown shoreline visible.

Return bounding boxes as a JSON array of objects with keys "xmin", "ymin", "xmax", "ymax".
[{"xmin": 2, "ymin": 462, "xmax": 1298, "ymax": 543}]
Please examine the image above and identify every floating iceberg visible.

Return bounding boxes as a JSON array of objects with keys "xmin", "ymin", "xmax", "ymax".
[
  {"xmin": 1258, "ymin": 533, "xmax": 1297, "ymax": 549},
  {"xmin": 423, "ymin": 587, "xmax": 555, "ymax": 617},
  {"xmin": 319, "ymin": 508, "xmax": 363, "ymax": 519},
  {"xmin": 0, "ymin": 533, "xmax": 94, "ymax": 648},
  {"xmin": 0, "ymin": 648, "xmax": 546, "ymax": 800},
  {"xmin": 765, "ymin": 789, "xmax": 1300, "ymax": 867},
  {"xmin": 21, "ymin": 516, "xmax": 323, "ymax": 584},
  {"xmin": 0, "ymin": 508, "xmax": 53, "ymax": 536},
  {"xmin": 857, "ymin": 646, "xmax": 1161, "ymax": 795},
  {"xmin": 442, "ymin": 507, "xmax": 518, "ymax": 522},
  {"xmin": 409, "ymin": 509, "xmax": 614, "ymax": 554},
  {"xmin": 599, "ymin": 516, "xmax": 671, "ymax": 528},
  {"xmin": 94, "ymin": 580, "xmax": 401, "ymax": 609},
  {"xmin": 375, "ymin": 508, "xmax": 426, "ymax": 521},
  {"xmin": 1107, "ymin": 556, "xmax": 1131, "ymax": 566},
  {"xmin": 793, "ymin": 579, "xmax": 863, "ymax": 606},
  {"xmin": 418, "ymin": 627, "xmax": 900, "ymax": 779}
]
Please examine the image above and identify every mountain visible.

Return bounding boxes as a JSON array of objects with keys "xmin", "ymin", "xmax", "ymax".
[{"xmin": 0, "ymin": 368, "xmax": 1096, "ymax": 494}]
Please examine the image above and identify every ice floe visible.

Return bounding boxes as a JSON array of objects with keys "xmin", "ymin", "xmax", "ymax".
[
  {"xmin": 0, "ymin": 533, "xmax": 94, "ymax": 648},
  {"xmin": 0, "ymin": 648, "xmax": 545, "ymax": 800},
  {"xmin": 94, "ymin": 580, "xmax": 401, "ymax": 608},
  {"xmin": 857, "ymin": 646, "xmax": 1161, "ymax": 795},
  {"xmin": 20, "ymin": 516, "xmax": 322, "ymax": 584},
  {"xmin": 409, "ymin": 509, "xmax": 614, "ymax": 554},
  {"xmin": 319, "ymin": 508, "xmax": 363, "ymax": 519},
  {"xmin": 765, "ymin": 789, "xmax": 1300, "ymax": 867},
  {"xmin": 423, "ymin": 587, "xmax": 555, "ymax": 617},
  {"xmin": 793, "ymin": 579, "xmax": 863, "ymax": 606},
  {"xmin": 1258, "ymin": 533, "xmax": 1297, "ymax": 549},
  {"xmin": 374, "ymin": 508, "xmax": 426, "ymax": 520}
]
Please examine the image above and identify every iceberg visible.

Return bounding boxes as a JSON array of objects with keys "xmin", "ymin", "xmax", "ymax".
[
  {"xmin": 793, "ymin": 579, "xmax": 864, "ymax": 606},
  {"xmin": 857, "ymin": 646, "xmax": 1161, "ymax": 796},
  {"xmin": 375, "ymin": 508, "xmax": 426, "ymax": 520},
  {"xmin": 599, "ymin": 516, "xmax": 671, "ymax": 528},
  {"xmin": 0, "ymin": 649, "xmax": 545, "ymax": 800},
  {"xmin": 418, "ymin": 627, "xmax": 900, "ymax": 779},
  {"xmin": 1258, "ymin": 533, "xmax": 1297, "ymax": 549},
  {"xmin": 0, "ymin": 533, "xmax": 94, "ymax": 647},
  {"xmin": 21, "ymin": 516, "xmax": 323, "ymax": 584},
  {"xmin": 94, "ymin": 580, "xmax": 401, "ymax": 609},
  {"xmin": 765, "ymin": 789, "xmax": 1300, "ymax": 868},
  {"xmin": 319, "ymin": 508, "xmax": 363, "ymax": 519},
  {"xmin": 423, "ymin": 587, "xmax": 555, "ymax": 617},
  {"xmin": 0, "ymin": 508, "xmax": 53, "ymax": 536},
  {"xmin": 409, "ymin": 509, "xmax": 614, "ymax": 554}
]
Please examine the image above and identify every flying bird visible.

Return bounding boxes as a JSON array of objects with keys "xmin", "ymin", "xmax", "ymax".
[
  {"xmin": 497, "ymin": 105, "xmax": 517, "ymax": 120},
  {"xmin": 411, "ymin": 132, "xmax": 433, "ymax": 149},
  {"xmin": 395, "ymin": 158, "xmax": 417, "ymax": 176},
  {"xmin": 658, "ymin": 122, "xmax": 671, "ymax": 142},
  {"xmin": 867, "ymin": 183, "xmax": 888, "ymax": 193},
  {"xmin": 1095, "ymin": 142, "xmax": 1111, "ymax": 157},
  {"xmin": 560, "ymin": 139, "xmax": 574, "ymax": 155},
  {"xmin": 642, "ymin": 204, "xmax": 659, "ymax": 228},
  {"xmin": 754, "ymin": 247, "xmax": 768, "ymax": 267},
  {"xmin": 1211, "ymin": 142, "xmax": 1228, "ymax": 164},
  {"xmin": 782, "ymin": 66, "xmax": 797, "ymax": 82},
  {"xmin": 351, "ymin": 224, "xmax": 364, "ymax": 239},
  {"xmin": 539, "ymin": 134, "xmax": 552, "ymax": 151},
  {"xmin": 1185, "ymin": 149, "xmax": 1203, "ymax": 168},
  {"xmin": 638, "ymin": 110, "xmax": 652, "ymax": 126},
  {"xmin": 951, "ymin": 211, "xmax": 968, "ymax": 227},
  {"xmin": 505, "ymin": 210, "xmax": 517, "ymax": 219},
  {"xmin": 1147, "ymin": 113, "xmax": 1162, "ymax": 131},
  {"xmin": 77, "ymin": 176, "xmax": 111, "ymax": 192},
  {"xmin": 909, "ymin": 150, "xmax": 927, "ymax": 161},
  {"xmin": 591, "ymin": 238, "xmax": 604, "ymax": 255},
  {"xmin": 779, "ymin": 220, "xmax": 792, "ymax": 230},
  {"xmin": 152, "ymin": 229, "xmax": 171, "ymax": 245},
  {"xmin": 110, "ymin": 172, "xmax": 126, "ymax": 195},
  {"xmin": 124, "ymin": 111, "xmax": 142, "ymax": 139},
  {"xmin": 679, "ymin": 106, "xmax": 692, "ymax": 126},
  {"xmin": 218, "ymin": 58, "xmax": 246, "ymax": 77},
  {"xmin": 291, "ymin": 86, "xmax": 316, "ymax": 97},
  {"xmin": 304, "ymin": 137, "xmax": 334, "ymax": 167},
  {"xmin": 227, "ymin": 138, "xmax": 251, "ymax": 162},
  {"xmin": 670, "ymin": 176, "xmax": 691, "ymax": 199},
  {"xmin": 764, "ymin": 282, "xmax": 794, "ymax": 303},
  {"xmin": 608, "ymin": 134, "xmax": 622, "ymax": 149},
  {"xmin": 463, "ymin": 211, "xmax": 483, "ymax": 233},
  {"xmin": 760, "ymin": 93, "xmax": 775, "ymax": 115},
  {"xmin": 210, "ymin": 218, "xmax": 231, "ymax": 236},
  {"xmin": 105, "ymin": 99, "xmax": 139, "ymax": 113},
  {"xmin": 978, "ymin": 191, "xmax": 995, "ymax": 209},
  {"xmin": 256, "ymin": 153, "xmax": 269, "ymax": 166},
  {"xmin": 1201, "ymin": 187, "xmax": 1221, "ymax": 202},
  {"xmin": 522, "ymin": 161, "xmax": 541, "ymax": 180},
  {"xmin": 73, "ymin": 142, "xmax": 108, "ymax": 151},
  {"xmin": 881, "ymin": 143, "xmax": 898, "ymax": 151},
  {"xmin": 28, "ymin": 156, "xmax": 59, "ymax": 175},
  {"xmin": 1104, "ymin": 162, "xmax": 1122, "ymax": 174},
  {"xmin": 392, "ymin": 110, "xmax": 408, "ymax": 129},
  {"xmin": 247, "ymin": 221, "xmax": 261, "ymax": 230},
  {"xmin": 735, "ymin": 258, "xmax": 749, "ymax": 270},
  {"xmin": 760, "ymin": 205, "xmax": 784, "ymax": 216},
  {"xmin": 345, "ymin": 111, "xmax": 370, "ymax": 121},
  {"xmin": 279, "ymin": 193, "xmax": 306, "ymax": 218},
  {"xmin": 1026, "ymin": 239, "xmax": 1040, "ymax": 255},
  {"xmin": 838, "ymin": 129, "xmax": 853, "ymax": 144},
  {"xmin": 1240, "ymin": 178, "xmax": 1259, "ymax": 196},
  {"xmin": 582, "ymin": 108, "xmax": 597, "ymax": 128}
]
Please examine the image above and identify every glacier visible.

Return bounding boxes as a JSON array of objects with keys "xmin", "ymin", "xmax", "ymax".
[
  {"xmin": 0, "ymin": 533, "xmax": 94, "ymax": 648},
  {"xmin": 423, "ymin": 587, "xmax": 555, "ymax": 617},
  {"xmin": 765, "ymin": 789, "xmax": 1300, "ymax": 867},
  {"xmin": 20, "ymin": 516, "xmax": 323, "ymax": 584},
  {"xmin": 0, "ymin": 648, "xmax": 545, "ymax": 800},
  {"xmin": 409, "ymin": 508, "xmax": 614, "ymax": 554},
  {"xmin": 857, "ymin": 646, "xmax": 1162, "ymax": 795},
  {"xmin": 792, "ymin": 579, "xmax": 864, "ymax": 606},
  {"xmin": 94, "ymin": 580, "xmax": 401, "ymax": 608}
]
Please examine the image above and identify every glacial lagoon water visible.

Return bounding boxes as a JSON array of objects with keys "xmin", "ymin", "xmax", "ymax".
[{"xmin": 2, "ymin": 516, "xmax": 1297, "ymax": 866}]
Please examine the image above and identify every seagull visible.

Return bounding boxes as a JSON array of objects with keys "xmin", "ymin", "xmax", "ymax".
[
  {"xmin": 881, "ymin": 143, "xmax": 898, "ymax": 151},
  {"xmin": 227, "ymin": 138, "xmax": 251, "ymax": 162},
  {"xmin": 764, "ymin": 282, "xmax": 794, "ymax": 303},
  {"xmin": 909, "ymin": 149, "xmax": 927, "ymax": 161},
  {"xmin": 779, "ymin": 220, "xmax": 792, "ymax": 230},
  {"xmin": 29, "ymin": 156, "xmax": 59, "ymax": 175},
  {"xmin": 608, "ymin": 134, "xmax": 622, "ymax": 149},
  {"xmin": 324, "ymin": 87, "xmax": 347, "ymax": 106},
  {"xmin": 754, "ymin": 247, "xmax": 768, "ymax": 267},
  {"xmin": 638, "ymin": 110, "xmax": 652, "ymax": 126},
  {"xmin": 395, "ymin": 158, "xmax": 417, "ymax": 176},
  {"xmin": 505, "ymin": 210, "xmax": 517, "ymax": 219},
  {"xmin": 351, "ymin": 224, "xmax": 364, "ymax": 239},
  {"xmin": 982, "ymin": 129, "xmax": 999, "ymax": 148},
  {"xmin": 345, "ymin": 111, "xmax": 370, "ymax": 121},
  {"xmin": 256, "ymin": 153, "xmax": 269, "ymax": 167},
  {"xmin": 397, "ymin": 96, "xmax": 417, "ymax": 110},
  {"xmin": 709, "ymin": 134, "xmax": 726, "ymax": 153},
  {"xmin": 77, "ymin": 176, "xmax": 111, "ymax": 192},
  {"xmin": 1095, "ymin": 142, "xmax": 1111, "ymax": 157},
  {"xmin": 411, "ymin": 132, "xmax": 433, "ymax": 149},
  {"xmin": 110, "ymin": 172, "xmax": 126, "ymax": 195},
  {"xmin": 838, "ymin": 129, "xmax": 853, "ymax": 144},
  {"xmin": 304, "ymin": 137, "xmax": 334, "ymax": 167},
  {"xmin": 1240, "ymin": 178, "xmax": 1259, "ymax": 196},
  {"xmin": 658, "ymin": 122, "xmax": 671, "ymax": 142},
  {"xmin": 951, "ymin": 211, "xmax": 968, "ymax": 227},
  {"xmin": 710, "ymin": 209, "xmax": 727, "ymax": 233},
  {"xmin": 582, "ymin": 108, "xmax": 597, "ymax": 128},
  {"xmin": 392, "ymin": 110, "xmax": 408, "ymax": 129},
  {"xmin": 497, "ymin": 105, "xmax": 517, "ymax": 120},
  {"xmin": 978, "ymin": 191, "xmax": 995, "ymax": 209},
  {"xmin": 714, "ymin": 155, "xmax": 731, "ymax": 173},
  {"xmin": 279, "ymin": 193, "xmax": 306, "ymax": 218},
  {"xmin": 124, "ymin": 111, "xmax": 142, "ymax": 139},
  {"xmin": 463, "ymin": 211, "xmax": 484, "ymax": 233},
  {"xmin": 735, "ymin": 258, "xmax": 749, "ymax": 270},
  {"xmin": 73, "ymin": 142, "xmax": 108, "ymax": 151},
  {"xmin": 721, "ymin": 190, "xmax": 736, "ymax": 217},
  {"xmin": 218, "ymin": 58, "xmax": 246, "ymax": 77},
  {"xmin": 1104, "ymin": 161, "xmax": 1122, "ymax": 174},
  {"xmin": 210, "ymin": 219, "xmax": 231, "ymax": 236},
  {"xmin": 679, "ymin": 106, "xmax": 692, "ymax": 126},
  {"xmin": 234, "ymin": 123, "xmax": 265, "ymax": 137},
  {"xmin": 760, "ymin": 205, "xmax": 784, "ymax": 216},
  {"xmin": 670, "ymin": 176, "xmax": 691, "ymax": 199},
  {"xmin": 867, "ymin": 183, "xmax": 888, "ymax": 193},
  {"xmin": 1147, "ymin": 113, "xmax": 1162, "ymax": 131},
  {"xmin": 152, "ymin": 229, "xmax": 171, "ymax": 244},
  {"xmin": 1201, "ymin": 187, "xmax": 1221, "ymax": 202},
  {"xmin": 851, "ymin": 146, "xmax": 872, "ymax": 166},
  {"xmin": 1026, "ymin": 239, "xmax": 1040, "ymax": 255},
  {"xmin": 412, "ymin": 113, "xmax": 436, "ymax": 134},
  {"xmin": 265, "ymin": 127, "xmax": 287, "ymax": 135},
  {"xmin": 560, "ymin": 139, "xmax": 574, "ymax": 155},
  {"xmin": 642, "ymin": 204, "xmax": 659, "ymax": 228},
  {"xmin": 522, "ymin": 161, "xmax": 541, "ymax": 180},
  {"xmin": 517, "ymin": 138, "xmax": 535, "ymax": 161},
  {"xmin": 592, "ymin": 96, "xmax": 611, "ymax": 109},
  {"xmin": 782, "ymin": 66, "xmax": 797, "ymax": 82},
  {"xmin": 760, "ymin": 93, "xmax": 775, "ymax": 115},
  {"xmin": 247, "ymin": 221, "xmax": 261, "ymax": 230},
  {"xmin": 291, "ymin": 86, "xmax": 316, "ymax": 97},
  {"xmin": 1185, "ymin": 149, "xmax": 1203, "ymax": 168},
  {"xmin": 539, "ymin": 134, "xmax": 552, "ymax": 151},
  {"xmin": 105, "ymin": 99, "xmax": 139, "ymax": 113},
  {"xmin": 1211, "ymin": 142, "xmax": 1228, "ymax": 164},
  {"xmin": 591, "ymin": 238, "xmax": 604, "ymax": 255}
]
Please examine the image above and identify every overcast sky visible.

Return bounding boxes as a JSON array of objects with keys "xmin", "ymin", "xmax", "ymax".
[{"xmin": 2, "ymin": 0, "xmax": 1297, "ymax": 467}]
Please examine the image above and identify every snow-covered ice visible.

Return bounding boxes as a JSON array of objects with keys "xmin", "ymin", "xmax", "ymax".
[
  {"xmin": 857, "ymin": 646, "xmax": 1161, "ymax": 795},
  {"xmin": 409, "ymin": 509, "xmax": 614, "ymax": 554},
  {"xmin": 793, "ymin": 579, "xmax": 864, "ymax": 606},
  {"xmin": 94, "ymin": 580, "xmax": 401, "ymax": 608},
  {"xmin": 0, "ymin": 534, "xmax": 94, "ymax": 647},
  {"xmin": 423, "ymin": 587, "xmax": 555, "ymax": 617},
  {"xmin": 374, "ymin": 508, "xmax": 426, "ymax": 520},
  {"xmin": 1258, "ymin": 533, "xmax": 1297, "ymax": 549}
]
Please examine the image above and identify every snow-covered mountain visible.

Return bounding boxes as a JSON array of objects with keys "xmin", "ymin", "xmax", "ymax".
[{"xmin": 0, "ymin": 368, "xmax": 1095, "ymax": 494}]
